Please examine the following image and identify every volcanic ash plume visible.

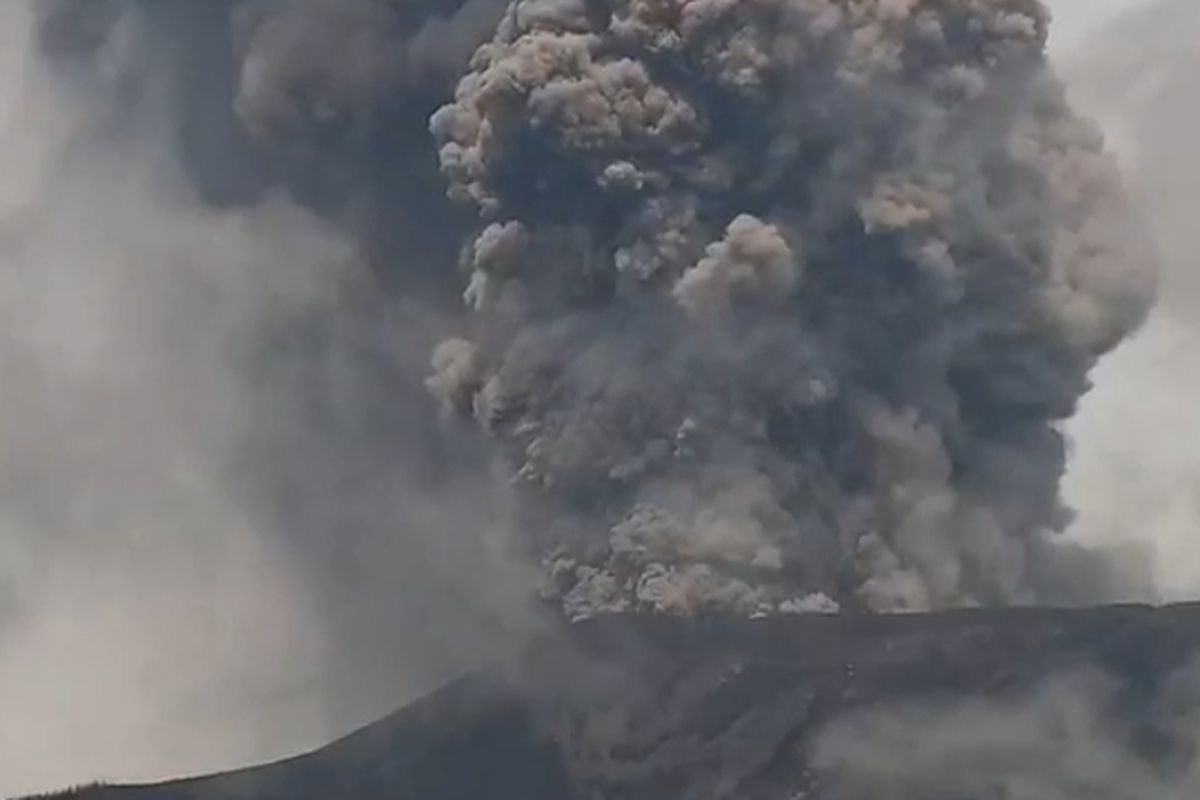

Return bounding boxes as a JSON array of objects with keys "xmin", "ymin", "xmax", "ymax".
[{"xmin": 427, "ymin": 0, "xmax": 1156, "ymax": 619}]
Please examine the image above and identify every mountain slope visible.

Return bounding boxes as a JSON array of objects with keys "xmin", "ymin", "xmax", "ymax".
[{"xmin": 30, "ymin": 603, "xmax": 1200, "ymax": 800}]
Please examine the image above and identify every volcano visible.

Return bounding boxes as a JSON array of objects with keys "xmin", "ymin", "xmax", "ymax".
[{"xmin": 30, "ymin": 603, "xmax": 1200, "ymax": 800}]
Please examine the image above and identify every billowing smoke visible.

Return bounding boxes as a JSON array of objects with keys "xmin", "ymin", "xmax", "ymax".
[
  {"xmin": 0, "ymin": 0, "xmax": 1169, "ymax": 793},
  {"xmin": 428, "ymin": 0, "xmax": 1156, "ymax": 619}
]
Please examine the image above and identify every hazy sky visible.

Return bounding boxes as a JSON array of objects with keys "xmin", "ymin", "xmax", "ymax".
[{"xmin": 1045, "ymin": 0, "xmax": 1157, "ymax": 54}]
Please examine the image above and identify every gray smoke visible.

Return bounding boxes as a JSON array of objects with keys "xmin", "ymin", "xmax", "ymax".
[{"xmin": 429, "ymin": 0, "xmax": 1156, "ymax": 619}]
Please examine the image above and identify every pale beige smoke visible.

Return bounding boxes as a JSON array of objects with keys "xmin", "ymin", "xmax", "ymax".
[{"xmin": 672, "ymin": 215, "xmax": 799, "ymax": 320}]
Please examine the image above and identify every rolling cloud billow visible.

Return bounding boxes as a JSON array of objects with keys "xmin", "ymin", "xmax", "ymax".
[{"xmin": 426, "ymin": 0, "xmax": 1157, "ymax": 618}]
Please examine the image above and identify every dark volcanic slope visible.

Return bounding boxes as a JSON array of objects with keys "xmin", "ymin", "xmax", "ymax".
[{"xmin": 34, "ymin": 604, "xmax": 1200, "ymax": 800}]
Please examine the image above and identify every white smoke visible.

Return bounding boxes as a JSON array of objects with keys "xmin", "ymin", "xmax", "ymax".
[
  {"xmin": 0, "ymin": 3, "xmax": 534, "ymax": 796},
  {"xmin": 1054, "ymin": 0, "xmax": 1200, "ymax": 602},
  {"xmin": 0, "ymin": 6, "xmax": 333, "ymax": 793}
]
